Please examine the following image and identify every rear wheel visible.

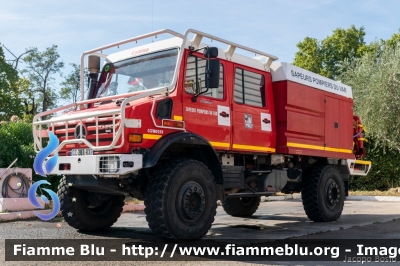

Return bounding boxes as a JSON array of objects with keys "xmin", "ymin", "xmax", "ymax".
[
  {"xmin": 222, "ymin": 196, "xmax": 261, "ymax": 217},
  {"xmin": 57, "ymin": 176, "xmax": 124, "ymax": 230},
  {"xmin": 301, "ymin": 165, "xmax": 345, "ymax": 222},
  {"xmin": 144, "ymin": 158, "xmax": 217, "ymax": 241}
]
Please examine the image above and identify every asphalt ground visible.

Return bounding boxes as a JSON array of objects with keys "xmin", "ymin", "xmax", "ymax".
[{"xmin": 1, "ymin": 196, "xmax": 400, "ymax": 265}]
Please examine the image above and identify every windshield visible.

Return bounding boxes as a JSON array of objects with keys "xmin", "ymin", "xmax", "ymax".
[{"xmin": 94, "ymin": 48, "xmax": 179, "ymax": 99}]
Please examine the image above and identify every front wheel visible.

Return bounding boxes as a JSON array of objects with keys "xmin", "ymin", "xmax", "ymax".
[
  {"xmin": 301, "ymin": 165, "xmax": 345, "ymax": 222},
  {"xmin": 144, "ymin": 158, "xmax": 217, "ymax": 241},
  {"xmin": 57, "ymin": 176, "xmax": 125, "ymax": 231}
]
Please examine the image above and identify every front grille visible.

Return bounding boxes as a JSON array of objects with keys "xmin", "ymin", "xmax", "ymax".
[{"xmin": 52, "ymin": 115, "xmax": 121, "ymax": 147}]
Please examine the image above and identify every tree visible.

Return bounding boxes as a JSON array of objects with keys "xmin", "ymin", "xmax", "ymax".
[
  {"xmin": 292, "ymin": 37, "xmax": 323, "ymax": 75},
  {"xmin": 340, "ymin": 42, "xmax": 400, "ymax": 152},
  {"xmin": 60, "ymin": 63, "xmax": 86, "ymax": 104},
  {"xmin": 0, "ymin": 44, "xmax": 24, "ymax": 120},
  {"xmin": 2, "ymin": 44, "xmax": 34, "ymax": 73},
  {"xmin": 339, "ymin": 38, "xmax": 400, "ymax": 189},
  {"xmin": 386, "ymin": 29, "xmax": 400, "ymax": 49},
  {"xmin": 293, "ymin": 25, "xmax": 368, "ymax": 79},
  {"xmin": 22, "ymin": 45, "xmax": 64, "ymax": 115}
]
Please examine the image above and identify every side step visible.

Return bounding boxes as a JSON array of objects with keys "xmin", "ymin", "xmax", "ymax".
[{"xmin": 346, "ymin": 159, "xmax": 372, "ymax": 176}]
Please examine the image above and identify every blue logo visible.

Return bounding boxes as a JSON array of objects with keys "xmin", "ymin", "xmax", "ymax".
[
  {"xmin": 28, "ymin": 180, "xmax": 60, "ymax": 220},
  {"xmin": 33, "ymin": 130, "xmax": 59, "ymax": 177},
  {"xmin": 29, "ymin": 130, "xmax": 61, "ymax": 220}
]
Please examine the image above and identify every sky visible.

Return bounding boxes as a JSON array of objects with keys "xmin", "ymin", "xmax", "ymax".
[{"xmin": 1, "ymin": 0, "xmax": 400, "ymax": 96}]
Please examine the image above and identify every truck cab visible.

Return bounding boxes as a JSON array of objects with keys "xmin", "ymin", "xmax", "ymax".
[{"xmin": 33, "ymin": 29, "xmax": 371, "ymax": 241}]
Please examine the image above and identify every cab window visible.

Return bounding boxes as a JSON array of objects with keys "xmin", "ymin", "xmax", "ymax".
[
  {"xmin": 234, "ymin": 68, "xmax": 266, "ymax": 107},
  {"xmin": 185, "ymin": 55, "xmax": 224, "ymax": 99}
]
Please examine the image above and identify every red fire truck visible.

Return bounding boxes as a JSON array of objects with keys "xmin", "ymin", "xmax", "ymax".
[{"xmin": 33, "ymin": 29, "xmax": 371, "ymax": 241}]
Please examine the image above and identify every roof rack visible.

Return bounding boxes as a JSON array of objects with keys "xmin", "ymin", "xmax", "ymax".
[{"xmin": 184, "ymin": 29, "xmax": 278, "ymax": 71}]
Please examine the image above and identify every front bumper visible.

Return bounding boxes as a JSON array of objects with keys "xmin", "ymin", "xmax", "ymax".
[{"xmin": 49, "ymin": 154, "xmax": 143, "ymax": 177}]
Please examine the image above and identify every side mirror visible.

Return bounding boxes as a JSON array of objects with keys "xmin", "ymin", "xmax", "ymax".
[
  {"xmin": 88, "ymin": 55, "xmax": 100, "ymax": 74},
  {"xmin": 205, "ymin": 59, "xmax": 220, "ymax": 88},
  {"xmin": 203, "ymin": 47, "xmax": 218, "ymax": 58},
  {"xmin": 191, "ymin": 47, "xmax": 219, "ymax": 102}
]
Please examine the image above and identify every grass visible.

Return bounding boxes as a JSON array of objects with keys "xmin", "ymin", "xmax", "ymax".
[
  {"xmin": 348, "ymin": 188, "xmax": 400, "ymax": 196},
  {"xmin": 275, "ymin": 192, "xmax": 295, "ymax": 196},
  {"xmin": 274, "ymin": 188, "xmax": 400, "ymax": 197},
  {"xmin": 124, "ymin": 196, "xmax": 143, "ymax": 205}
]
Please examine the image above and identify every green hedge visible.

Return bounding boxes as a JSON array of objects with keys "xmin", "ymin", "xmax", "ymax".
[
  {"xmin": 0, "ymin": 121, "xmax": 35, "ymax": 169},
  {"xmin": 0, "ymin": 121, "xmax": 59, "ymax": 192},
  {"xmin": 349, "ymin": 137, "xmax": 400, "ymax": 191}
]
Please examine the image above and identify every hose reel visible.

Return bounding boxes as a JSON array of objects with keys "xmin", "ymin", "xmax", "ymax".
[{"xmin": 0, "ymin": 158, "xmax": 32, "ymax": 198}]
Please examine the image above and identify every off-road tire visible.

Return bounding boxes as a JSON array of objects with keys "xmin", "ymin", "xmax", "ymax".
[
  {"xmin": 144, "ymin": 158, "xmax": 217, "ymax": 241},
  {"xmin": 301, "ymin": 165, "xmax": 345, "ymax": 222},
  {"xmin": 57, "ymin": 176, "xmax": 124, "ymax": 230},
  {"xmin": 222, "ymin": 196, "xmax": 261, "ymax": 217}
]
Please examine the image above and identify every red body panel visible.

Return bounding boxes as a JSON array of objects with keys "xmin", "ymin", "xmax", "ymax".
[{"xmin": 273, "ymin": 80, "xmax": 355, "ymax": 159}]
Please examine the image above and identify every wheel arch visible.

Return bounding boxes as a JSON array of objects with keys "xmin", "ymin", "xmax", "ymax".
[{"xmin": 142, "ymin": 132, "xmax": 223, "ymax": 185}]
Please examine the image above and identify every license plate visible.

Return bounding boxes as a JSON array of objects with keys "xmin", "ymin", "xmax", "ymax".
[{"xmin": 71, "ymin": 148, "xmax": 93, "ymax": 156}]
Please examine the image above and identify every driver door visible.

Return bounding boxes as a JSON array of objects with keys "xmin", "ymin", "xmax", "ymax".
[{"xmin": 182, "ymin": 52, "xmax": 231, "ymax": 151}]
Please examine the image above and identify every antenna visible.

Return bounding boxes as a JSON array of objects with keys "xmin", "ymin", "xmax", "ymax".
[{"xmin": 152, "ymin": 0, "xmax": 154, "ymax": 42}]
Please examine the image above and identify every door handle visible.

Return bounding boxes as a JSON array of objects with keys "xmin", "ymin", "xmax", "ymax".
[
  {"xmin": 219, "ymin": 112, "xmax": 229, "ymax": 118},
  {"xmin": 262, "ymin": 118, "xmax": 270, "ymax": 124}
]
